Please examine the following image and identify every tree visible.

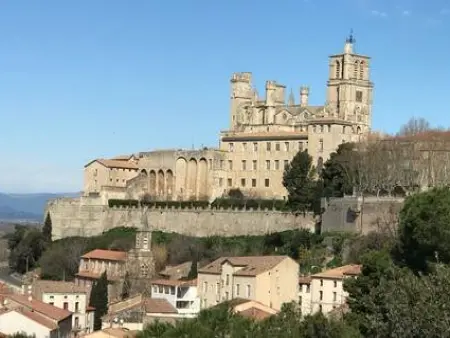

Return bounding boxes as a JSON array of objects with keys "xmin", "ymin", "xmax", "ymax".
[
  {"xmin": 187, "ymin": 255, "xmax": 198, "ymax": 280},
  {"xmin": 121, "ymin": 271, "xmax": 131, "ymax": 300},
  {"xmin": 394, "ymin": 187, "xmax": 450, "ymax": 273},
  {"xmin": 321, "ymin": 143, "xmax": 356, "ymax": 198},
  {"xmin": 89, "ymin": 271, "xmax": 109, "ymax": 330},
  {"xmin": 283, "ymin": 150, "xmax": 317, "ymax": 213},
  {"xmin": 397, "ymin": 117, "xmax": 431, "ymax": 136},
  {"xmin": 42, "ymin": 213, "xmax": 52, "ymax": 242},
  {"xmin": 8, "ymin": 228, "xmax": 46, "ymax": 274}
]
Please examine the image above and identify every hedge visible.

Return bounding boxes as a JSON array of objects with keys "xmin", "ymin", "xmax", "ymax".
[{"xmin": 107, "ymin": 198, "xmax": 286, "ymax": 210}]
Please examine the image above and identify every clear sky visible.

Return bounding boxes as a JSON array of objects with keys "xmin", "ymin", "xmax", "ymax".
[{"xmin": 1, "ymin": 0, "xmax": 449, "ymax": 193}]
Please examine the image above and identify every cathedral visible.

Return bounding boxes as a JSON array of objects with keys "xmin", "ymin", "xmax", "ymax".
[{"xmin": 82, "ymin": 34, "xmax": 374, "ymax": 203}]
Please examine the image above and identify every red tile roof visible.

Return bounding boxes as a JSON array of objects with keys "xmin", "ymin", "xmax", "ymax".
[
  {"xmin": 239, "ymin": 307, "xmax": 274, "ymax": 321},
  {"xmin": 151, "ymin": 279, "xmax": 197, "ymax": 287},
  {"xmin": 2, "ymin": 294, "xmax": 72, "ymax": 321},
  {"xmin": 143, "ymin": 298, "xmax": 177, "ymax": 314},
  {"xmin": 76, "ymin": 271, "xmax": 121, "ymax": 282},
  {"xmin": 81, "ymin": 249, "xmax": 127, "ymax": 261},
  {"xmin": 299, "ymin": 276, "xmax": 312, "ymax": 284},
  {"xmin": 199, "ymin": 256, "xmax": 289, "ymax": 276},
  {"xmin": 312, "ymin": 264, "xmax": 362, "ymax": 279}
]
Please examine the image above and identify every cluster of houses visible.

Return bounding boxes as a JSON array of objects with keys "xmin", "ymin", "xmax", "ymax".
[{"xmin": 0, "ymin": 242, "xmax": 361, "ymax": 337}]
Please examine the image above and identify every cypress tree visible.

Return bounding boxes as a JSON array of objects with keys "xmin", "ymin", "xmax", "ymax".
[
  {"xmin": 90, "ymin": 271, "xmax": 109, "ymax": 330},
  {"xmin": 42, "ymin": 213, "xmax": 52, "ymax": 242}
]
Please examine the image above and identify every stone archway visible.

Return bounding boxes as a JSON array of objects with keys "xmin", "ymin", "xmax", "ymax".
[
  {"xmin": 187, "ymin": 158, "xmax": 198, "ymax": 200},
  {"xmin": 149, "ymin": 170, "xmax": 156, "ymax": 196},
  {"xmin": 157, "ymin": 170, "xmax": 165, "ymax": 198},
  {"xmin": 166, "ymin": 170, "xmax": 174, "ymax": 200},
  {"xmin": 175, "ymin": 157, "xmax": 187, "ymax": 200},
  {"xmin": 198, "ymin": 158, "xmax": 208, "ymax": 200}
]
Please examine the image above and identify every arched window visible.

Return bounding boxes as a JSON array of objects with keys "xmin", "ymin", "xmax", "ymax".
[
  {"xmin": 317, "ymin": 157, "xmax": 324, "ymax": 173},
  {"xmin": 357, "ymin": 126, "xmax": 362, "ymax": 134},
  {"xmin": 319, "ymin": 139, "xmax": 324, "ymax": 152},
  {"xmin": 353, "ymin": 61, "xmax": 359, "ymax": 79},
  {"xmin": 141, "ymin": 263, "xmax": 149, "ymax": 277},
  {"xmin": 335, "ymin": 61, "xmax": 341, "ymax": 79},
  {"xmin": 359, "ymin": 61, "xmax": 365, "ymax": 80}
]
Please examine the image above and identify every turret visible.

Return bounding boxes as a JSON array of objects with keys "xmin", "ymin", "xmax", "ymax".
[
  {"xmin": 230, "ymin": 72, "xmax": 253, "ymax": 130},
  {"xmin": 300, "ymin": 86, "xmax": 309, "ymax": 107}
]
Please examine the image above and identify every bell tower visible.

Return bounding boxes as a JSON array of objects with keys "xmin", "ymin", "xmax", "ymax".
[
  {"xmin": 125, "ymin": 208, "xmax": 155, "ymax": 296},
  {"xmin": 326, "ymin": 31, "xmax": 374, "ymax": 130}
]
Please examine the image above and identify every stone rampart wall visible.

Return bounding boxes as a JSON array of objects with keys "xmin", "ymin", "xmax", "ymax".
[{"xmin": 46, "ymin": 197, "xmax": 316, "ymax": 240}]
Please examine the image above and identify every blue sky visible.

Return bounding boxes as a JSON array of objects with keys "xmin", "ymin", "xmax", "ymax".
[{"xmin": 0, "ymin": 0, "xmax": 449, "ymax": 193}]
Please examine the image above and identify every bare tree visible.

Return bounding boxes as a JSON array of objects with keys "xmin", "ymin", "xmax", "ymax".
[{"xmin": 397, "ymin": 117, "xmax": 431, "ymax": 136}]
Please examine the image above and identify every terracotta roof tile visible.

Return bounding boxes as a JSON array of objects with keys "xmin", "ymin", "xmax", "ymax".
[
  {"xmin": 151, "ymin": 279, "xmax": 197, "ymax": 287},
  {"xmin": 3, "ymin": 294, "xmax": 72, "ymax": 321},
  {"xmin": 159, "ymin": 261, "xmax": 192, "ymax": 279},
  {"xmin": 85, "ymin": 159, "xmax": 139, "ymax": 170},
  {"xmin": 81, "ymin": 249, "xmax": 127, "ymax": 261},
  {"xmin": 198, "ymin": 256, "xmax": 289, "ymax": 276},
  {"xmin": 102, "ymin": 328, "xmax": 139, "ymax": 338},
  {"xmin": 143, "ymin": 298, "xmax": 177, "ymax": 314},
  {"xmin": 299, "ymin": 276, "xmax": 312, "ymax": 284},
  {"xmin": 312, "ymin": 264, "xmax": 362, "ymax": 279},
  {"xmin": 76, "ymin": 271, "xmax": 121, "ymax": 282},
  {"xmin": 239, "ymin": 307, "xmax": 274, "ymax": 321},
  {"xmin": 33, "ymin": 280, "xmax": 89, "ymax": 294}
]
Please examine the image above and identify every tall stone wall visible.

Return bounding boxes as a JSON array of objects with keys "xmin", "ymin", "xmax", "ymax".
[
  {"xmin": 321, "ymin": 196, "xmax": 404, "ymax": 234},
  {"xmin": 46, "ymin": 197, "xmax": 316, "ymax": 240}
]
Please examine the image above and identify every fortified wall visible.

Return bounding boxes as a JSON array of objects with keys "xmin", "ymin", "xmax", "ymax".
[{"xmin": 46, "ymin": 196, "xmax": 316, "ymax": 240}]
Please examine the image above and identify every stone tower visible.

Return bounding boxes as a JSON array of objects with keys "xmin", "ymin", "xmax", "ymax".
[
  {"xmin": 229, "ymin": 72, "xmax": 254, "ymax": 130},
  {"xmin": 326, "ymin": 32, "xmax": 374, "ymax": 132},
  {"xmin": 126, "ymin": 208, "xmax": 155, "ymax": 295}
]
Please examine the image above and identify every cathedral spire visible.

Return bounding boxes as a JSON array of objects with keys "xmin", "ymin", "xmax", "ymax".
[
  {"xmin": 344, "ymin": 29, "xmax": 355, "ymax": 54},
  {"xmin": 288, "ymin": 89, "xmax": 295, "ymax": 106}
]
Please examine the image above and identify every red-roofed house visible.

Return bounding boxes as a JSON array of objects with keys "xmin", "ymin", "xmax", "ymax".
[
  {"xmin": 0, "ymin": 293, "xmax": 72, "ymax": 338},
  {"xmin": 75, "ymin": 249, "xmax": 128, "ymax": 302}
]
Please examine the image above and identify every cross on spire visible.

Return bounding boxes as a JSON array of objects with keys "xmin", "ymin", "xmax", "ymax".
[{"xmin": 346, "ymin": 29, "xmax": 356, "ymax": 44}]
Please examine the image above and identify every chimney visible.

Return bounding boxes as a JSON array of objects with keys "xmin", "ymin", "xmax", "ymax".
[{"xmin": 300, "ymin": 86, "xmax": 309, "ymax": 107}]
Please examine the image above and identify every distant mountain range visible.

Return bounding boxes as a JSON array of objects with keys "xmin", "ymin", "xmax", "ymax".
[{"xmin": 0, "ymin": 192, "xmax": 80, "ymax": 222}]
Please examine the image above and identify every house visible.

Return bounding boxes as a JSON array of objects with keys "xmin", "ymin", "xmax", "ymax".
[
  {"xmin": 309, "ymin": 264, "xmax": 361, "ymax": 315},
  {"xmin": 150, "ymin": 278, "xmax": 199, "ymax": 317},
  {"xmin": 31, "ymin": 280, "xmax": 95, "ymax": 334},
  {"xmin": 197, "ymin": 255, "xmax": 299, "ymax": 311},
  {"xmin": 159, "ymin": 261, "xmax": 192, "ymax": 280},
  {"xmin": 83, "ymin": 327, "xmax": 138, "ymax": 338},
  {"xmin": 298, "ymin": 276, "xmax": 312, "ymax": 316},
  {"xmin": 75, "ymin": 249, "xmax": 127, "ymax": 302},
  {"xmin": 226, "ymin": 298, "xmax": 278, "ymax": 321},
  {"xmin": 0, "ymin": 293, "xmax": 72, "ymax": 338},
  {"xmin": 101, "ymin": 294, "xmax": 179, "ymax": 330}
]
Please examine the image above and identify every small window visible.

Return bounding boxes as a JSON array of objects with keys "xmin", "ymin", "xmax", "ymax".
[
  {"xmin": 298, "ymin": 142, "xmax": 303, "ymax": 151},
  {"xmin": 241, "ymin": 178, "xmax": 246, "ymax": 187},
  {"xmin": 285, "ymin": 142, "xmax": 290, "ymax": 151},
  {"xmin": 319, "ymin": 139, "xmax": 324, "ymax": 152},
  {"xmin": 319, "ymin": 291, "xmax": 323, "ymax": 301},
  {"xmin": 266, "ymin": 142, "xmax": 271, "ymax": 151},
  {"xmin": 226, "ymin": 274, "xmax": 230, "ymax": 286},
  {"xmin": 284, "ymin": 160, "xmax": 289, "ymax": 168},
  {"xmin": 359, "ymin": 61, "xmax": 364, "ymax": 80},
  {"xmin": 219, "ymin": 178, "xmax": 223, "ymax": 187},
  {"xmin": 242, "ymin": 142, "xmax": 247, "ymax": 151},
  {"xmin": 63, "ymin": 302, "xmax": 69, "ymax": 310},
  {"xmin": 306, "ymin": 285, "xmax": 310, "ymax": 293},
  {"xmin": 266, "ymin": 160, "xmax": 270, "ymax": 170},
  {"xmin": 319, "ymin": 304, "xmax": 323, "ymax": 313},
  {"xmin": 228, "ymin": 160, "xmax": 233, "ymax": 170},
  {"xmin": 333, "ymin": 292, "xmax": 337, "ymax": 302},
  {"xmin": 275, "ymin": 143, "xmax": 280, "ymax": 151},
  {"xmin": 275, "ymin": 160, "xmax": 280, "ymax": 170},
  {"xmin": 253, "ymin": 142, "xmax": 258, "ymax": 152},
  {"xmin": 236, "ymin": 284, "xmax": 240, "ymax": 296},
  {"xmin": 252, "ymin": 179, "xmax": 256, "ymax": 187},
  {"xmin": 227, "ymin": 178, "xmax": 232, "ymax": 187},
  {"xmin": 320, "ymin": 279, "xmax": 323, "ymax": 287},
  {"xmin": 241, "ymin": 160, "xmax": 246, "ymax": 170},
  {"xmin": 229, "ymin": 143, "xmax": 234, "ymax": 152},
  {"xmin": 252, "ymin": 160, "xmax": 257, "ymax": 170},
  {"xmin": 333, "ymin": 280, "xmax": 337, "ymax": 288},
  {"xmin": 356, "ymin": 90, "xmax": 363, "ymax": 103},
  {"xmin": 246, "ymin": 285, "xmax": 251, "ymax": 297},
  {"xmin": 335, "ymin": 60, "xmax": 341, "ymax": 79},
  {"xmin": 265, "ymin": 179, "xmax": 270, "ymax": 187}
]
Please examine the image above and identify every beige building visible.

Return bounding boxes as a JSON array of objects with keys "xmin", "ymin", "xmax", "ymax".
[
  {"xmin": 0, "ymin": 293, "xmax": 72, "ymax": 338},
  {"xmin": 305, "ymin": 264, "xmax": 361, "ymax": 315},
  {"xmin": 197, "ymin": 255, "xmax": 299, "ymax": 311},
  {"xmin": 81, "ymin": 34, "xmax": 373, "ymax": 203},
  {"xmin": 31, "ymin": 280, "xmax": 95, "ymax": 334}
]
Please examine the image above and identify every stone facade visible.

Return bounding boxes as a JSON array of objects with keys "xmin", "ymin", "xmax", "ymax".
[
  {"xmin": 80, "ymin": 35, "xmax": 373, "ymax": 202},
  {"xmin": 46, "ymin": 196, "xmax": 315, "ymax": 240}
]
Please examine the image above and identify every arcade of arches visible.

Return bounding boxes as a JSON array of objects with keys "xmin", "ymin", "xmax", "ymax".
[{"xmin": 138, "ymin": 157, "xmax": 209, "ymax": 201}]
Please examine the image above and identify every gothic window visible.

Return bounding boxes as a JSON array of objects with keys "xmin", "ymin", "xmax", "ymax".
[
  {"xmin": 353, "ymin": 61, "xmax": 359, "ymax": 79},
  {"xmin": 359, "ymin": 61, "xmax": 364, "ymax": 80},
  {"xmin": 135, "ymin": 236, "xmax": 141, "ymax": 248},
  {"xmin": 319, "ymin": 139, "xmax": 324, "ymax": 152},
  {"xmin": 356, "ymin": 90, "xmax": 363, "ymax": 103},
  {"xmin": 143, "ymin": 237, "xmax": 149, "ymax": 250},
  {"xmin": 317, "ymin": 157, "xmax": 324, "ymax": 173},
  {"xmin": 335, "ymin": 61, "xmax": 341, "ymax": 79},
  {"xmin": 141, "ymin": 264, "xmax": 148, "ymax": 277}
]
